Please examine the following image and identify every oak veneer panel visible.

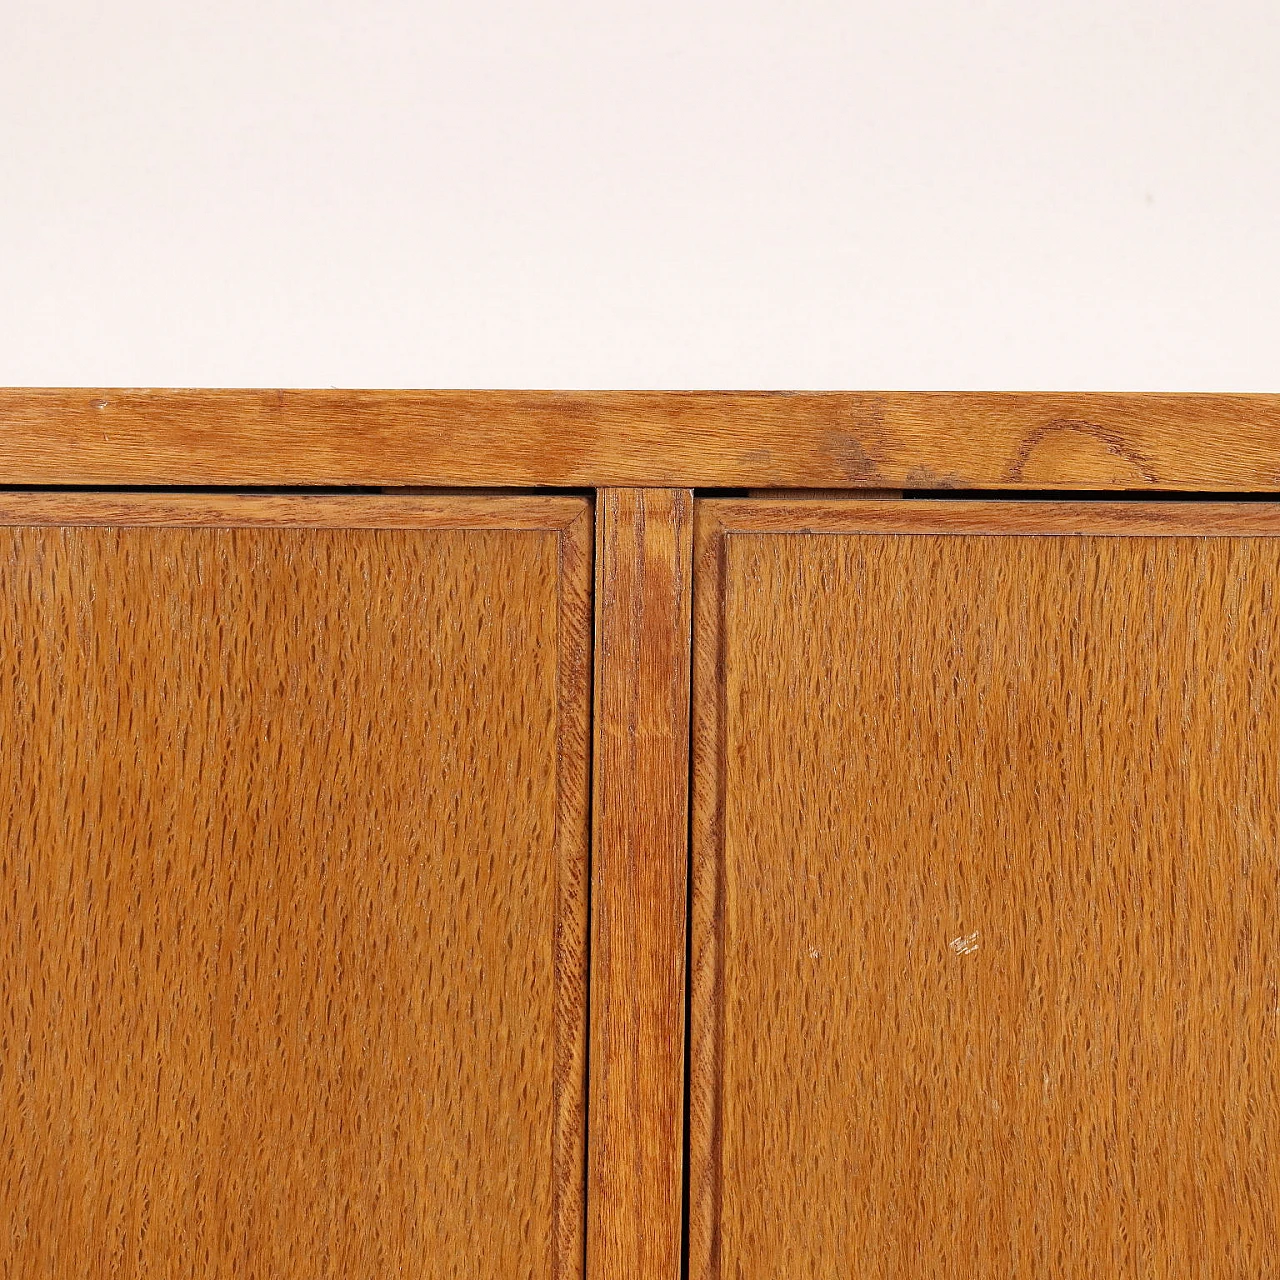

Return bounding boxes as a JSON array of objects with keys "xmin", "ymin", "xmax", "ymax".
[
  {"xmin": 587, "ymin": 489, "xmax": 692, "ymax": 1280},
  {"xmin": 0, "ymin": 493, "xmax": 592, "ymax": 1279},
  {"xmin": 3, "ymin": 389, "xmax": 1280, "ymax": 489},
  {"xmin": 691, "ymin": 499, "xmax": 1280, "ymax": 1278}
]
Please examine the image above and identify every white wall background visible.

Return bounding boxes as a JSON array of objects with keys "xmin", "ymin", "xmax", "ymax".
[{"xmin": 1, "ymin": 0, "xmax": 1276, "ymax": 389}]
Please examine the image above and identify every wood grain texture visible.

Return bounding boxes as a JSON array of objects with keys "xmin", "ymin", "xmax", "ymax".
[
  {"xmin": 0, "ymin": 491, "xmax": 589, "ymax": 530},
  {"xmin": 0, "ymin": 494, "xmax": 592, "ymax": 1279},
  {"xmin": 691, "ymin": 499, "xmax": 1280, "ymax": 1278},
  {"xmin": 2, "ymin": 389, "xmax": 1280, "ymax": 489},
  {"xmin": 746, "ymin": 489, "xmax": 903, "ymax": 500},
  {"xmin": 587, "ymin": 489, "xmax": 692, "ymax": 1280},
  {"xmin": 698, "ymin": 497, "xmax": 1280, "ymax": 539}
]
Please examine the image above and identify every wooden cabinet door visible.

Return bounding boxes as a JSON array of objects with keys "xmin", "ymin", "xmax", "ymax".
[
  {"xmin": 0, "ymin": 493, "xmax": 591, "ymax": 1280},
  {"xmin": 690, "ymin": 499, "xmax": 1280, "ymax": 1278}
]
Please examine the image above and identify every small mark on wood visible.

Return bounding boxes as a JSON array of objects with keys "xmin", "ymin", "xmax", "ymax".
[
  {"xmin": 1009, "ymin": 418, "xmax": 1158, "ymax": 484},
  {"xmin": 949, "ymin": 930, "xmax": 980, "ymax": 956},
  {"xmin": 904, "ymin": 465, "xmax": 966, "ymax": 489},
  {"xmin": 825, "ymin": 432, "xmax": 879, "ymax": 482}
]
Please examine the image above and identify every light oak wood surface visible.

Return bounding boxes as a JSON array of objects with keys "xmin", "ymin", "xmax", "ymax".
[
  {"xmin": 5, "ymin": 389, "xmax": 1280, "ymax": 1280},
  {"xmin": 2, "ymin": 389, "xmax": 1279, "ymax": 489},
  {"xmin": 0, "ymin": 490, "xmax": 590, "ymax": 529},
  {"xmin": 587, "ymin": 489, "xmax": 692, "ymax": 1280},
  {"xmin": 0, "ymin": 493, "xmax": 592, "ymax": 1279},
  {"xmin": 691, "ymin": 499, "xmax": 1280, "ymax": 1277}
]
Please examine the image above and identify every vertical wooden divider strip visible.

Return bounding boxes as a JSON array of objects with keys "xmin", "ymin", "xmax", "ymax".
[
  {"xmin": 587, "ymin": 488, "xmax": 693, "ymax": 1280},
  {"xmin": 688, "ymin": 501, "xmax": 727, "ymax": 1280}
]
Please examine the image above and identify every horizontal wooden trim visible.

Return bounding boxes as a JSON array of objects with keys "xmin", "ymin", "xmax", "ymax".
[
  {"xmin": 698, "ymin": 498, "xmax": 1280, "ymax": 537},
  {"xmin": 1, "ymin": 390, "xmax": 1279, "ymax": 490},
  {"xmin": 0, "ymin": 490, "xmax": 589, "ymax": 530}
]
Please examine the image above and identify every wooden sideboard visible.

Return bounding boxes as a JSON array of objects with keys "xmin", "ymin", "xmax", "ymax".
[{"xmin": 1, "ymin": 391, "xmax": 1278, "ymax": 1278}]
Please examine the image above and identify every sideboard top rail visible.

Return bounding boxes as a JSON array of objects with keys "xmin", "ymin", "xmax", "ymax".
[{"xmin": 1, "ymin": 389, "xmax": 1277, "ymax": 490}]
